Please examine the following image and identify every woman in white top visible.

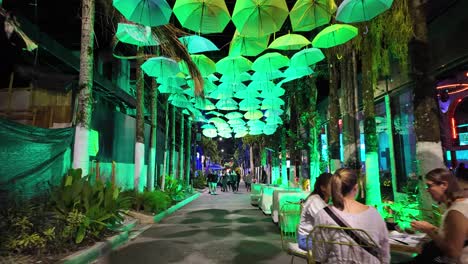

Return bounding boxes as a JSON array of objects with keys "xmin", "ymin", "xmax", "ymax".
[
  {"xmin": 297, "ymin": 172, "xmax": 333, "ymax": 250},
  {"xmin": 313, "ymin": 168, "xmax": 390, "ymax": 264},
  {"xmin": 411, "ymin": 168, "xmax": 468, "ymax": 263}
]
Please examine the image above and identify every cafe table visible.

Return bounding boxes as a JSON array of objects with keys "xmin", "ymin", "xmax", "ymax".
[{"xmin": 389, "ymin": 230, "xmax": 426, "ymax": 254}]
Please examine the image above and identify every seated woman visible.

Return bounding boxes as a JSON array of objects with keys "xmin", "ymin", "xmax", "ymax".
[
  {"xmin": 313, "ymin": 168, "xmax": 390, "ymax": 264},
  {"xmin": 410, "ymin": 168, "xmax": 467, "ymax": 263},
  {"xmin": 297, "ymin": 172, "xmax": 333, "ymax": 250}
]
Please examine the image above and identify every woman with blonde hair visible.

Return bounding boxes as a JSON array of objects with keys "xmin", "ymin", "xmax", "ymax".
[
  {"xmin": 410, "ymin": 168, "xmax": 467, "ymax": 263},
  {"xmin": 313, "ymin": 168, "xmax": 390, "ymax": 263}
]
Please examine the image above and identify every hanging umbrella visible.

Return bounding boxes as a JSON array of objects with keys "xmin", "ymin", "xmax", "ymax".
[
  {"xmin": 173, "ymin": 0, "xmax": 231, "ymax": 34},
  {"xmin": 251, "ymin": 70, "xmax": 284, "ymax": 81},
  {"xmin": 142, "ymin": 57, "xmax": 180, "ymax": 78},
  {"xmin": 290, "ymin": 48, "xmax": 325, "ymax": 68},
  {"xmin": 203, "ymin": 128, "xmax": 218, "ymax": 138},
  {"xmin": 264, "ymin": 108, "xmax": 284, "ymax": 117},
  {"xmin": 188, "ymin": 78, "xmax": 217, "ymax": 93},
  {"xmin": 234, "ymin": 88, "xmax": 261, "ymax": 99},
  {"xmin": 261, "ymin": 97, "xmax": 285, "ymax": 109},
  {"xmin": 260, "ymin": 86, "xmax": 285, "ymax": 98},
  {"xmin": 266, "ymin": 115, "xmax": 283, "ymax": 125},
  {"xmin": 229, "ymin": 31, "xmax": 270, "ymax": 57},
  {"xmin": 202, "ymin": 124, "xmax": 216, "ymax": 129},
  {"xmin": 235, "ymin": 131, "xmax": 248, "ymax": 138},
  {"xmin": 247, "ymin": 119, "xmax": 265, "ymax": 128},
  {"xmin": 281, "ymin": 66, "xmax": 314, "ymax": 84},
  {"xmin": 179, "ymin": 54, "xmax": 216, "ymax": 76},
  {"xmin": 169, "ymin": 93, "xmax": 191, "ymax": 108},
  {"xmin": 232, "ymin": 0, "xmax": 289, "ymax": 37},
  {"xmin": 268, "ymin": 33, "xmax": 311, "ymax": 51},
  {"xmin": 209, "ymin": 117, "xmax": 227, "ymax": 124},
  {"xmin": 208, "ymin": 86, "xmax": 234, "ymax": 99},
  {"xmin": 216, "ymin": 56, "xmax": 253, "ymax": 75},
  {"xmin": 179, "ymin": 35, "xmax": 219, "ymax": 54},
  {"xmin": 113, "ymin": 0, "xmax": 172, "ymax": 27},
  {"xmin": 312, "ymin": 24, "xmax": 358, "ymax": 48},
  {"xmin": 216, "ymin": 98, "xmax": 239, "ymax": 110},
  {"xmin": 157, "ymin": 73, "xmax": 187, "ymax": 86},
  {"xmin": 220, "ymin": 72, "xmax": 251, "ymax": 83},
  {"xmin": 336, "ymin": 0, "xmax": 393, "ymax": 23},
  {"xmin": 249, "ymin": 129, "xmax": 263, "ymax": 135},
  {"xmin": 239, "ymin": 98, "xmax": 262, "ymax": 111},
  {"xmin": 159, "ymin": 85, "xmax": 184, "ymax": 94},
  {"xmin": 247, "ymin": 81, "xmax": 276, "ymax": 91},
  {"xmin": 206, "ymin": 111, "xmax": 224, "ymax": 117},
  {"xmin": 252, "ymin": 52, "xmax": 290, "ymax": 72},
  {"xmin": 290, "ymin": 0, "xmax": 337, "ymax": 32},
  {"xmin": 116, "ymin": 23, "xmax": 159, "ymax": 46},
  {"xmin": 192, "ymin": 97, "xmax": 216, "ymax": 110},
  {"xmin": 228, "ymin": 118, "xmax": 246, "ymax": 125},
  {"xmin": 244, "ymin": 110, "xmax": 263, "ymax": 120},
  {"xmin": 225, "ymin": 112, "xmax": 244, "ymax": 119}
]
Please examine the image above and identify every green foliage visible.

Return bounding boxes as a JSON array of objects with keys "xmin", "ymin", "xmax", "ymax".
[
  {"xmin": 163, "ymin": 175, "xmax": 187, "ymax": 202},
  {"xmin": 193, "ymin": 174, "xmax": 207, "ymax": 189},
  {"xmin": 200, "ymin": 137, "xmax": 220, "ymax": 163},
  {"xmin": 141, "ymin": 191, "xmax": 171, "ymax": 213}
]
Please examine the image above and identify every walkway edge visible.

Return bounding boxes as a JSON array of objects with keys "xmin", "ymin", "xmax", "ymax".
[
  {"xmin": 58, "ymin": 219, "xmax": 138, "ymax": 264},
  {"xmin": 153, "ymin": 192, "xmax": 201, "ymax": 223}
]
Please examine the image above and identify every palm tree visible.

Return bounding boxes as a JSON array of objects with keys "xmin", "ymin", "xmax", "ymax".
[
  {"xmin": 147, "ymin": 80, "xmax": 158, "ymax": 191},
  {"xmin": 327, "ymin": 58, "xmax": 341, "ymax": 172},
  {"xmin": 179, "ymin": 112, "xmax": 185, "ymax": 180},
  {"xmin": 134, "ymin": 47, "xmax": 145, "ymax": 191}
]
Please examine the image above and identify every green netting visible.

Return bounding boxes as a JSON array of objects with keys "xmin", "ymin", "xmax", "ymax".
[{"xmin": 0, "ymin": 118, "xmax": 73, "ymax": 200}]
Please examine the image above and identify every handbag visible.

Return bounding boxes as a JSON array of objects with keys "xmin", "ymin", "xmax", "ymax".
[
  {"xmin": 411, "ymin": 240, "xmax": 467, "ymax": 264},
  {"xmin": 323, "ymin": 207, "xmax": 382, "ymax": 260}
]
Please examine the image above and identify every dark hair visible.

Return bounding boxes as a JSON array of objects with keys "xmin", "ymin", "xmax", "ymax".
[
  {"xmin": 311, "ymin": 172, "xmax": 333, "ymax": 200},
  {"xmin": 425, "ymin": 168, "xmax": 463, "ymax": 205},
  {"xmin": 331, "ymin": 168, "xmax": 358, "ymax": 210}
]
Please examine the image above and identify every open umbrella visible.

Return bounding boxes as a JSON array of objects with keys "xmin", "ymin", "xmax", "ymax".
[
  {"xmin": 260, "ymin": 86, "xmax": 285, "ymax": 98},
  {"xmin": 179, "ymin": 54, "xmax": 216, "ymax": 76},
  {"xmin": 234, "ymin": 88, "xmax": 261, "ymax": 99},
  {"xmin": 216, "ymin": 56, "xmax": 253, "ymax": 74},
  {"xmin": 239, "ymin": 98, "xmax": 261, "ymax": 111},
  {"xmin": 206, "ymin": 111, "xmax": 224, "ymax": 117},
  {"xmin": 216, "ymin": 98, "xmax": 239, "ymax": 110},
  {"xmin": 244, "ymin": 110, "xmax": 263, "ymax": 120},
  {"xmin": 179, "ymin": 35, "xmax": 219, "ymax": 54},
  {"xmin": 232, "ymin": 0, "xmax": 289, "ymax": 37},
  {"xmin": 251, "ymin": 70, "xmax": 284, "ymax": 81},
  {"xmin": 290, "ymin": 0, "xmax": 337, "ymax": 32},
  {"xmin": 312, "ymin": 24, "xmax": 358, "ymax": 48},
  {"xmin": 113, "ymin": 0, "xmax": 172, "ymax": 27},
  {"xmin": 336, "ymin": 0, "xmax": 393, "ymax": 23},
  {"xmin": 261, "ymin": 97, "xmax": 285, "ymax": 109},
  {"xmin": 208, "ymin": 86, "xmax": 235, "ymax": 99},
  {"xmin": 220, "ymin": 72, "xmax": 251, "ymax": 83},
  {"xmin": 188, "ymin": 78, "xmax": 217, "ymax": 93},
  {"xmin": 225, "ymin": 112, "xmax": 244, "ymax": 119},
  {"xmin": 192, "ymin": 97, "xmax": 216, "ymax": 110},
  {"xmin": 235, "ymin": 131, "xmax": 248, "ymax": 138},
  {"xmin": 264, "ymin": 108, "xmax": 284, "ymax": 117},
  {"xmin": 266, "ymin": 115, "xmax": 283, "ymax": 125},
  {"xmin": 203, "ymin": 128, "xmax": 218, "ymax": 138},
  {"xmin": 142, "ymin": 57, "xmax": 180, "ymax": 78},
  {"xmin": 169, "ymin": 93, "xmax": 191, "ymax": 108},
  {"xmin": 116, "ymin": 23, "xmax": 159, "ymax": 46},
  {"xmin": 281, "ymin": 66, "xmax": 314, "ymax": 84},
  {"xmin": 252, "ymin": 52, "xmax": 290, "ymax": 72},
  {"xmin": 209, "ymin": 117, "xmax": 227, "ymax": 124},
  {"xmin": 173, "ymin": 0, "xmax": 231, "ymax": 34},
  {"xmin": 247, "ymin": 80, "xmax": 276, "ymax": 91},
  {"xmin": 228, "ymin": 118, "xmax": 246, "ymax": 126},
  {"xmin": 290, "ymin": 48, "xmax": 325, "ymax": 68},
  {"xmin": 268, "ymin": 33, "xmax": 311, "ymax": 51},
  {"xmin": 229, "ymin": 31, "xmax": 270, "ymax": 57}
]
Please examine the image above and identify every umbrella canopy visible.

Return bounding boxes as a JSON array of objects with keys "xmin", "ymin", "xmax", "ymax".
[
  {"xmin": 202, "ymin": 124, "xmax": 216, "ymax": 129},
  {"xmin": 336, "ymin": 0, "xmax": 393, "ymax": 23},
  {"xmin": 260, "ymin": 86, "xmax": 285, "ymax": 98},
  {"xmin": 261, "ymin": 97, "xmax": 285, "ymax": 109},
  {"xmin": 179, "ymin": 35, "xmax": 219, "ymax": 54},
  {"xmin": 290, "ymin": 0, "xmax": 336, "ymax": 32},
  {"xmin": 268, "ymin": 33, "xmax": 311, "ymax": 50},
  {"xmin": 179, "ymin": 54, "xmax": 216, "ymax": 77},
  {"xmin": 266, "ymin": 115, "xmax": 283, "ymax": 125},
  {"xmin": 192, "ymin": 97, "xmax": 216, "ymax": 110},
  {"xmin": 173, "ymin": 0, "xmax": 231, "ymax": 34},
  {"xmin": 116, "ymin": 23, "xmax": 159, "ymax": 46},
  {"xmin": 202, "ymin": 128, "xmax": 218, "ymax": 138},
  {"xmin": 206, "ymin": 111, "xmax": 224, "ymax": 117},
  {"xmin": 225, "ymin": 112, "xmax": 244, "ymax": 119},
  {"xmin": 252, "ymin": 52, "xmax": 290, "ymax": 72},
  {"xmin": 208, "ymin": 86, "xmax": 234, "ymax": 99},
  {"xmin": 264, "ymin": 108, "xmax": 284, "ymax": 117},
  {"xmin": 157, "ymin": 73, "xmax": 187, "ymax": 86},
  {"xmin": 235, "ymin": 131, "xmax": 248, "ymax": 138},
  {"xmin": 244, "ymin": 110, "xmax": 263, "ymax": 120},
  {"xmin": 158, "ymin": 85, "xmax": 184, "ymax": 94},
  {"xmin": 229, "ymin": 31, "xmax": 270, "ymax": 57},
  {"xmin": 216, "ymin": 56, "xmax": 253, "ymax": 74},
  {"xmin": 220, "ymin": 72, "xmax": 251, "ymax": 83},
  {"xmin": 169, "ymin": 93, "xmax": 191, "ymax": 108},
  {"xmin": 290, "ymin": 48, "xmax": 325, "ymax": 68},
  {"xmin": 141, "ymin": 57, "xmax": 180, "ymax": 78},
  {"xmin": 113, "ymin": 0, "xmax": 172, "ymax": 27},
  {"xmin": 188, "ymin": 78, "xmax": 217, "ymax": 93},
  {"xmin": 208, "ymin": 117, "xmax": 227, "ymax": 124},
  {"xmin": 232, "ymin": 0, "xmax": 289, "ymax": 37},
  {"xmin": 216, "ymin": 98, "xmax": 239, "ymax": 110},
  {"xmin": 281, "ymin": 66, "xmax": 314, "ymax": 84},
  {"xmin": 234, "ymin": 88, "xmax": 261, "ymax": 99},
  {"xmin": 251, "ymin": 70, "xmax": 284, "ymax": 81},
  {"xmin": 247, "ymin": 80, "xmax": 276, "ymax": 91},
  {"xmin": 312, "ymin": 24, "xmax": 358, "ymax": 48}
]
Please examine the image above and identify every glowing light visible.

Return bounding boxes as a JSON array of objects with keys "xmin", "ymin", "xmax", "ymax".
[{"xmin": 451, "ymin": 118, "xmax": 457, "ymax": 139}]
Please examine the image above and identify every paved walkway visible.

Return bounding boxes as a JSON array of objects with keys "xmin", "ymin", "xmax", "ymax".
[{"xmin": 99, "ymin": 183, "xmax": 306, "ymax": 264}]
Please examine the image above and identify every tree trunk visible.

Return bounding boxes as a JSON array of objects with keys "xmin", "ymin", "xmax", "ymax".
[
  {"xmin": 134, "ymin": 47, "xmax": 145, "ymax": 192},
  {"xmin": 73, "ymin": 0, "xmax": 95, "ymax": 176},
  {"xmin": 249, "ymin": 144, "xmax": 254, "ymax": 181},
  {"xmin": 161, "ymin": 100, "xmax": 170, "ymax": 191},
  {"xmin": 147, "ymin": 80, "xmax": 158, "ymax": 191},
  {"xmin": 281, "ymin": 127, "xmax": 288, "ymax": 186},
  {"xmin": 171, "ymin": 104, "xmax": 177, "ymax": 177},
  {"xmin": 362, "ymin": 35, "xmax": 382, "ymax": 207},
  {"xmin": 179, "ymin": 113, "xmax": 185, "ymax": 180},
  {"xmin": 186, "ymin": 117, "xmax": 192, "ymax": 186},
  {"xmin": 408, "ymin": 0, "xmax": 444, "ymax": 218},
  {"xmin": 307, "ymin": 77, "xmax": 321, "ymax": 188},
  {"xmin": 328, "ymin": 60, "xmax": 341, "ymax": 172}
]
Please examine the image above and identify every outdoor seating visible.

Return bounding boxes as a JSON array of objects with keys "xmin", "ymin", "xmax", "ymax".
[
  {"xmin": 250, "ymin": 183, "xmax": 264, "ymax": 205},
  {"xmin": 271, "ymin": 189, "xmax": 306, "ymax": 223},
  {"xmin": 306, "ymin": 225, "xmax": 381, "ymax": 264},
  {"xmin": 279, "ymin": 203, "xmax": 307, "ymax": 263},
  {"xmin": 259, "ymin": 185, "xmax": 284, "ymax": 214}
]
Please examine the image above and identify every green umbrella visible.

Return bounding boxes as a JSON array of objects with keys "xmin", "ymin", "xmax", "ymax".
[
  {"xmin": 116, "ymin": 23, "xmax": 159, "ymax": 46},
  {"xmin": 216, "ymin": 98, "xmax": 239, "ymax": 111},
  {"xmin": 281, "ymin": 66, "xmax": 314, "ymax": 84},
  {"xmin": 228, "ymin": 118, "xmax": 246, "ymax": 125},
  {"xmin": 247, "ymin": 120, "xmax": 266, "ymax": 128},
  {"xmin": 225, "ymin": 112, "xmax": 244, "ymax": 119},
  {"xmin": 244, "ymin": 110, "xmax": 263, "ymax": 120},
  {"xmin": 251, "ymin": 70, "xmax": 284, "ymax": 81},
  {"xmin": 312, "ymin": 24, "xmax": 358, "ymax": 48},
  {"xmin": 290, "ymin": 48, "xmax": 325, "ymax": 68},
  {"xmin": 268, "ymin": 33, "xmax": 311, "ymax": 51},
  {"xmin": 192, "ymin": 97, "xmax": 216, "ymax": 110},
  {"xmin": 247, "ymin": 81, "xmax": 276, "ymax": 91},
  {"xmin": 157, "ymin": 73, "xmax": 187, "ymax": 86},
  {"xmin": 239, "ymin": 98, "xmax": 261, "ymax": 111},
  {"xmin": 179, "ymin": 54, "xmax": 216, "ymax": 77},
  {"xmin": 229, "ymin": 31, "xmax": 270, "ymax": 57},
  {"xmin": 265, "ymin": 108, "xmax": 284, "ymax": 117},
  {"xmin": 261, "ymin": 97, "xmax": 285, "ymax": 109},
  {"xmin": 188, "ymin": 78, "xmax": 217, "ymax": 93},
  {"xmin": 252, "ymin": 52, "xmax": 290, "ymax": 72},
  {"xmin": 206, "ymin": 111, "xmax": 224, "ymax": 117},
  {"xmin": 266, "ymin": 115, "xmax": 283, "ymax": 125},
  {"xmin": 220, "ymin": 72, "xmax": 251, "ymax": 83},
  {"xmin": 232, "ymin": 0, "xmax": 289, "ymax": 37},
  {"xmin": 235, "ymin": 131, "xmax": 248, "ymax": 138},
  {"xmin": 216, "ymin": 56, "xmax": 253, "ymax": 75},
  {"xmin": 113, "ymin": 0, "xmax": 172, "ymax": 27},
  {"xmin": 234, "ymin": 88, "xmax": 261, "ymax": 99},
  {"xmin": 209, "ymin": 117, "xmax": 227, "ymax": 124},
  {"xmin": 179, "ymin": 35, "xmax": 219, "ymax": 54},
  {"xmin": 202, "ymin": 124, "xmax": 216, "ymax": 129},
  {"xmin": 169, "ymin": 93, "xmax": 191, "ymax": 108},
  {"xmin": 173, "ymin": 0, "xmax": 231, "ymax": 34},
  {"xmin": 248, "ymin": 129, "xmax": 263, "ymax": 135},
  {"xmin": 203, "ymin": 128, "xmax": 218, "ymax": 138},
  {"xmin": 260, "ymin": 86, "xmax": 285, "ymax": 98},
  {"xmin": 290, "ymin": 0, "xmax": 337, "ymax": 32},
  {"xmin": 208, "ymin": 86, "xmax": 234, "ymax": 99},
  {"xmin": 142, "ymin": 57, "xmax": 180, "ymax": 78},
  {"xmin": 336, "ymin": 0, "xmax": 393, "ymax": 23}
]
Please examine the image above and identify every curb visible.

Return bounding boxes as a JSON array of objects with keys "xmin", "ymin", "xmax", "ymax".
[
  {"xmin": 153, "ymin": 192, "xmax": 201, "ymax": 223},
  {"xmin": 59, "ymin": 219, "xmax": 138, "ymax": 264}
]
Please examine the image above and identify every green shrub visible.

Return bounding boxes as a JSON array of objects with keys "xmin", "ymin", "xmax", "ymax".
[
  {"xmin": 141, "ymin": 191, "xmax": 171, "ymax": 213},
  {"xmin": 193, "ymin": 175, "xmax": 207, "ymax": 189}
]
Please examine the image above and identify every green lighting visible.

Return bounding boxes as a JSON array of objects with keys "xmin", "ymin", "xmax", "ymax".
[{"xmin": 365, "ymin": 152, "xmax": 382, "ymax": 208}]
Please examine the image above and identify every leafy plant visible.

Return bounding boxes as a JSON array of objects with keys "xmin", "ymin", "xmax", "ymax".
[
  {"xmin": 141, "ymin": 191, "xmax": 171, "ymax": 213},
  {"xmin": 193, "ymin": 174, "xmax": 207, "ymax": 189}
]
